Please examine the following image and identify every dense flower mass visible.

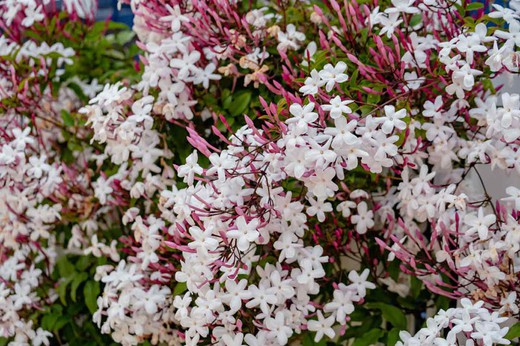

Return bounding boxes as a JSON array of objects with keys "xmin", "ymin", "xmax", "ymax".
[{"xmin": 1, "ymin": 0, "xmax": 520, "ymax": 345}]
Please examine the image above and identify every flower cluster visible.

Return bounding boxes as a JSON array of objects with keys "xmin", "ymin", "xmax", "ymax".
[
  {"xmin": 0, "ymin": 0, "xmax": 96, "ymax": 32},
  {"xmin": 0, "ymin": 34, "xmax": 72, "ymax": 343},
  {"xmin": 0, "ymin": 3, "xmax": 140, "ymax": 344},
  {"xmin": 0, "ymin": 124, "xmax": 57, "ymax": 344},
  {"xmin": 2, "ymin": 0, "xmax": 520, "ymax": 345},
  {"xmin": 398, "ymin": 299, "xmax": 510, "ymax": 346}
]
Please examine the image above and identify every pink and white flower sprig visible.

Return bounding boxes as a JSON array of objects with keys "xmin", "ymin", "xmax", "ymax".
[
  {"xmin": 0, "ymin": 0, "xmax": 97, "ymax": 40},
  {"xmin": 397, "ymin": 299, "xmax": 510, "ymax": 346}
]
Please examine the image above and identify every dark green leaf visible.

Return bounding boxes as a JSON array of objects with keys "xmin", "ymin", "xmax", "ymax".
[
  {"xmin": 435, "ymin": 295, "xmax": 451, "ymax": 311},
  {"xmin": 41, "ymin": 313, "xmax": 59, "ymax": 331},
  {"xmin": 58, "ymin": 276, "xmax": 74, "ymax": 305},
  {"xmin": 366, "ymin": 302, "xmax": 408, "ymax": 330},
  {"xmin": 343, "ymin": 314, "xmax": 382, "ymax": 339},
  {"xmin": 228, "ymin": 91, "xmax": 252, "ymax": 116},
  {"xmin": 396, "ymin": 296, "xmax": 417, "ymax": 310},
  {"xmin": 57, "ymin": 256, "xmax": 75, "ymax": 277},
  {"xmin": 54, "ymin": 315, "xmax": 70, "ymax": 332},
  {"xmin": 387, "ymin": 261, "xmax": 400, "ymax": 281},
  {"xmin": 84, "ymin": 281, "xmax": 100, "ymax": 314},
  {"xmin": 352, "ymin": 329, "xmax": 384, "ymax": 346},
  {"xmin": 302, "ymin": 332, "xmax": 326, "ymax": 346},
  {"xmin": 387, "ymin": 328, "xmax": 401, "ymax": 346},
  {"xmin": 75, "ymin": 256, "xmax": 91, "ymax": 271},
  {"xmin": 70, "ymin": 272, "xmax": 88, "ymax": 302},
  {"xmin": 410, "ymin": 276, "xmax": 422, "ymax": 298},
  {"xmin": 222, "ymin": 95, "xmax": 233, "ymax": 110}
]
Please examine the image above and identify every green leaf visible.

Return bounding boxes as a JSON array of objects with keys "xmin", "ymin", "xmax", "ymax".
[
  {"xmin": 505, "ymin": 322, "xmax": 520, "ymax": 340},
  {"xmin": 173, "ymin": 282, "xmax": 187, "ymax": 296},
  {"xmin": 58, "ymin": 276, "xmax": 74, "ymax": 305},
  {"xmin": 366, "ymin": 302, "xmax": 408, "ymax": 330},
  {"xmin": 466, "ymin": 2, "xmax": 484, "ymax": 11},
  {"xmin": 41, "ymin": 313, "xmax": 60, "ymax": 331},
  {"xmin": 67, "ymin": 139, "xmax": 83, "ymax": 152},
  {"xmin": 70, "ymin": 272, "xmax": 88, "ymax": 302},
  {"xmin": 387, "ymin": 328, "xmax": 401, "ymax": 346},
  {"xmin": 387, "ymin": 261, "xmax": 400, "ymax": 281},
  {"xmin": 54, "ymin": 315, "xmax": 70, "ymax": 332},
  {"xmin": 116, "ymin": 31, "xmax": 136, "ymax": 45},
  {"xmin": 302, "ymin": 332, "xmax": 326, "ymax": 346},
  {"xmin": 349, "ymin": 68, "xmax": 359, "ymax": 88},
  {"xmin": 107, "ymin": 21, "xmax": 130, "ymax": 31},
  {"xmin": 104, "ymin": 49, "xmax": 126, "ymax": 60},
  {"xmin": 410, "ymin": 276, "xmax": 422, "ymax": 298},
  {"xmin": 343, "ymin": 313, "xmax": 383, "ymax": 339},
  {"xmin": 221, "ymin": 89, "xmax": 231, "ymax": 100},
  {"xmin": 409, "ymin": 14, "xmax": 422, "ymax": 27},
  {"xmin": 312, "ymin": 51, "xmax": 331, "ymax": 68},
  {"xmin": 61, "ymin": 110, "xmax": 74, "ymax": 127},
  {"xmin": 396, "ymin": 296, "xmax": 417, "ymax": 310},
  {"xmin": 454, "ymin": 2, "xmax": 465, "ymax": 16},
  {"xmin": 84, "ymin": 281, "xmax": 100, "ymax": 314},
  {"xmin": 435, "ymin": 295, "xmax": 450, "ymax": 311},
  {"xmin": 482, "ymin": 78, "xmax": 496, "ymax": 93},
  {"xmin": 75, "ymin": 256, "xmax": 91, "ymax": 271},
  {"xmin": 277, "ymin": 98, "xmax": 287, "ymax": 115},
  {"xmin": 57, "ymin": 256, "xmax": 75, "ymax": 277},
  {"xmin": 228, "ymin": 91, "xmax": 252, "ymax": 116},
  {"xmin": 352, "ymin": 329, "xmax": 384, "ymax": 346},
  {"xmin": 359, "ymin": 105, "xmax": 373, "ymax": 115},
  {"xmin": 23, "ymin": 30, "xmax": 42, "ymax": 41},
  {"xmin": 222, "ymin": 95, "xmax": 233, "ymax": 110}
]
